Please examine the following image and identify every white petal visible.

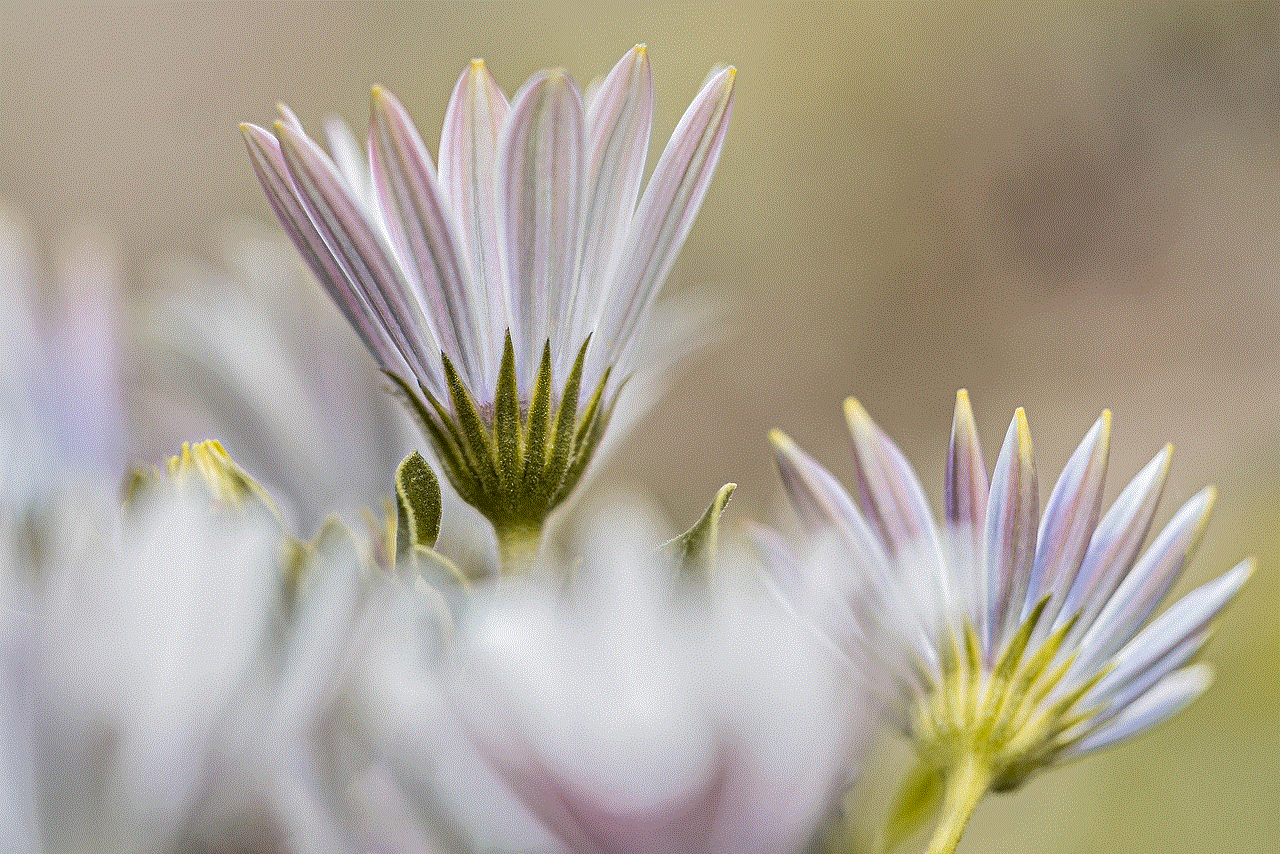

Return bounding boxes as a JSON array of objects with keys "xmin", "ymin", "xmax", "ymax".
[
  {"xmin": 322, "ymin": 116, "xmax": 376, "ymax": 212},
  {"xmin": 569, "ymin": 45, "xmax": 653, "ymax": 356},
  {"xmin": 439, "ymin": 59, "xmax": 510, "ymax": 383},
  {"xmin": 589, "ymin": 65, "xmax": 736, "ymax": 388},
  {"xmin": 370, "ymin": 86, "xmax": 486, "ymax": 392},
  {"xmin": 498, "ymin": 69, "xmax": 586, "ymax": 397}
]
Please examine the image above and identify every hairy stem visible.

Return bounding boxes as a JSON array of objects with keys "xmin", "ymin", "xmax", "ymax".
[
  {"xmin": 495, "ymin": 522, "xmax": 542, "ymax": 575},
  {"xmin": 924, "ymin": 754, "xmax": 991, "ymax": 854}
]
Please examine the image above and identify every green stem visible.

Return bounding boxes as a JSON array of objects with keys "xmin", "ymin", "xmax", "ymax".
[
  {"xmin": 495, "ymin": 522, "xmax": 542, "ymax": 575},
  {"xmin": 924, "ymin": 754, "xmax": 991, "ymax": 854}
]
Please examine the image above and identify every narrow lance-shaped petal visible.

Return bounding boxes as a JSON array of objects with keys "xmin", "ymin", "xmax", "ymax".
[
  {"xmin": 274, "ymin": 119, "xmax": 447, "ymax": 398},
  {"xmin": 983, "ymin": 409, "xmax": 1038, "ymax": 655},
  {"xmin": 240, "ymin": 123, "xmax": 409, "ymax": 380},
  {"xmin": 370, "ymin": 86, "xmax": 487, "ymax": 391},
  {"xmin": 438, "ymin": 59, "xmax": 510, "ymax": 383},
  {"xmin": 498, "ymin": 69, "xmax": 586, "ymax": 396},
  {"xmin": 568, "ymin": 44, "xmax": 653, "ymax": 353},
  {"xmin": 1028, "ymin": 411, "xmax": 1110, "ymax": 629},
  {"xmin": 590, "ymin": 65, "xmax": 736, "ymax": 386}
]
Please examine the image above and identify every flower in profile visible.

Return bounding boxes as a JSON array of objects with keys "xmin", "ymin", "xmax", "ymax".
[
  {"xmin": 241, "ymin": 46, "xmax": 736, "ymax": 569},
  {"xmin": 769, "ymin": 391, "xmax": 1251, "ymax": 854}
]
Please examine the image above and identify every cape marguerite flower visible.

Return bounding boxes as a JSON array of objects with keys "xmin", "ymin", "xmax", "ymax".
[
  {"xmin": 241, "ymin": 46, "xmax": 736, "ymax": 569},
  {"xmin": 769, "ymin": 391, "xmax": 1251, "ymax": 854}
]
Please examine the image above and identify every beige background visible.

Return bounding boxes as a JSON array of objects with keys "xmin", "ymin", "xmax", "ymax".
[{"xmin": 3, "ymin": 3, "xmax": 1277, "ymax": 850}]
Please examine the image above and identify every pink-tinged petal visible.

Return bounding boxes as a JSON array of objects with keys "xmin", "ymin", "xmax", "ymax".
[
  {"xmin": 945, "ymin": 389, "xmax": 989, "ymax": 532},
  {"xmin": 370, "ymin": 86, "xmax": 486, "ymax": 392},
  {"xmin": 1028, "ymin": 411, "xmax": 1111, "ymax": 625},
  {"xmin": 1058, "ymin": 444, "xmax": 1171, "ymax": 633},
  {"xmin": 323, "ymin": 116, "xmax": 375, "ymax": 212},
  {"xmin": 498, "ymin": 69, "xmax": 586, "ymax": 397},
  {"xmin": 240, "ymin": 122, "xmax": 407, "ymax": 379},
  {"xmin": 591, "ymin": 65, "xmax": 736, "ymax": 384},
  {"xmin": 843, "ymin": 397, "xmax": 935, "ymax": 554},
  {"xmin": 983, "ymin": 409, "xmax": 1038, "ymax": 656},
  {"xmin": 1065, "ymin": 664, "xmax": 1212, "ymax": 758},
  {"xmin": 1072, "ymin": 486, "xmax": 1217, "ymax": 671},
  {"xmin": 273, "ymin": 119, "xmax": 446, "ymax": 398},
  {"xmin": 769, "ymin": 430, "xmax": 888, "ymax": 574},
  {"xmin": 439, "ymin": 59, "xmax": 510, "ymax": 377},
  {"xmin": 569, "ymin": 45, "xmax": 653, "ymax": 351}
]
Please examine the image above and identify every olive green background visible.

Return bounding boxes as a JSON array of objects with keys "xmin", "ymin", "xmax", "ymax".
[{"xmin": 2, "ymin": 3, "xmax": 1276, "ymax": 850}]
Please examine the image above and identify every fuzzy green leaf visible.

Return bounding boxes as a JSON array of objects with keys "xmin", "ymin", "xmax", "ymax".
[
  {"xmin": 395, "ymin": 451, "xmax": 442, "ymax": 560},
  {"xmin": 666, "ymin": 483, "xmax": 736, "ymax": 574},
  {"xmin": 441, "ymin": 352, "xmax": 499, "ymax": 495},
  {"xmin": 545, "ymin": 336, "xmax": 591, "ymax": 494},
  {"xmin": 880, "ymin": 764, "xmax": 945, "ymax": 853}
]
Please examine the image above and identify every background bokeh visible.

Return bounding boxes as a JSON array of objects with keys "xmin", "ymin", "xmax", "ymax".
[{"xmin": 2, "ymin": 3, "xmax": 1277, "ymax": 850}]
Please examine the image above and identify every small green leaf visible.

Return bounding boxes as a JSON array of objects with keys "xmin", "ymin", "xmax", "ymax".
[
  {"xmin": 666, "ymin": 483, "xmax": 736, "ymax": 574},
  {"xmin": 880, "ymin": 763, "xmax": 945, "ymax": 854},
  {"xmin": 441, "ymin": 351, "xmax": 499, "ymax": 495},
  {"xmin": 545, "ymin": 336, "xmax": 590, "ymax": 493},
  {"xmin": 395, "ymin": 451, "xmax": 442, "ymax": 560}
]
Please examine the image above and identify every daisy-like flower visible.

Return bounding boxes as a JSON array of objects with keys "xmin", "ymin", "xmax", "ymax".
[
  {"xmin": 241, "ymin": 46, "xmax": 736, "ymax": 570},
  {"xmin": 769, "ymin": 391, "xmax": 1251, "ymax": 854}
]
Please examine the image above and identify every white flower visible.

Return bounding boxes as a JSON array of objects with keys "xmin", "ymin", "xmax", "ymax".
[
  {"xmin": 770, "ymin": 391, "xmax": 1251, "ymax": 852},
  {"xmin": 241, "ymin": 46, "xmax": 736, "ymax": 546},
  {"xmin": 372, "ymin": 499, "xmax": 866, "ymax": 854}
]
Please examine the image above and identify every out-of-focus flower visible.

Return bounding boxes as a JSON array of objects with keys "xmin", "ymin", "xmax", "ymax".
[
  {"xmin": 0, "ymin": 205, "xmax": 130, "ymax": 495},
  {"xmin": 362, "ymin": 497, "xmax": 866, "ymax": 854},
  {"xmin": 770, "ymin": 391, "xmax": 1251, "ymax": 854},
  {"xmin": 0, "ymin": 435, "xmax": 392, "ymax": 854},
  {"xmin": 134, "ymin": 228, "xmax": 414, "ymax": 531},
  {"xmin": 241, "ymin": 46, "xmax": 736, "ymax": 567}
]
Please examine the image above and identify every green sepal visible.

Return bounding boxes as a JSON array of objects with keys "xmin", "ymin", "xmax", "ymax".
[
  {"xmin": 383, "ymin": 371, "xmax": 477, "ymax": 506},
  {"xmin": 880, "ymin": 763, "xmax": 945, "ymax": 854},
  {"xmin": 493, "ymin": 331, "xmax": 523, "ymax": 494},
  {"xmin": 395, "ymin": 451, "xmax": 442, "ymax": 562},
  {"xmin": 520, "ymin": 340, "xmax": 555, "ymax": 492},
  {"xmin": 440, "ymin": 352, "xmax": 499, "ymax": 495},
  {"xmin": 558, "ymin": 366, "xmax": 617, "ymax": 499},
  {"xmin": 543, "ymin": 336, "xmax": 591, "ymax": 496},
  {"xmin": 664, "ymin": 483, "xmax": 736, "ymax": 574}
]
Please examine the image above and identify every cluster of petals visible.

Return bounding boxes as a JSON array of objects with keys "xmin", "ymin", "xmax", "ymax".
[
  {"xmin": 241, "ymin": 46, "xmax": 736, "ymax": 414},
  {"xmin": 770, "ymin": 391, "xmax": 1250, "ymax": 772}
]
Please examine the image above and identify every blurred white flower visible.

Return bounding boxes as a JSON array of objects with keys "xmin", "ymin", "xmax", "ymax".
[
  {"xmin": 770, "ymin": 391, "xmax": 1250, "ymax": 853},
  {"xmin": 242, "ymin": 46, "xmax": 736, "ymax": 554},
  {"xmin": 362, "ymin": 498, "xmax": 866, "ymax": 854}
]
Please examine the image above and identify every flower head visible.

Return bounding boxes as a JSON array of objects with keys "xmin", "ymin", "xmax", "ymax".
[
  {"xmin": 770, "ymin": 392, "xmax": 1250, "ymax": 851},
  {"xmin": 241, "ymin": 47, "xmax": 736, "ymax": 552}
]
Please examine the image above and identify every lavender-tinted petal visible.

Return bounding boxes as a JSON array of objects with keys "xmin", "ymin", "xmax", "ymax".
[
  {"xmin": 1029, "ymin": 411, "xmax": 1110, "ymax": 625},
  {"xmin": 983, "ymin": 409, "xmax": 1039, "ymax": 655},
  {"xmin": 1073, "ymin": 487, "xmax": 1217, "ymax": 670},
  {"xmin": 569, "ymin": 45, "xmax": 653, "ymax": 355},
  {"xmin": 1058, "ymin": 445, "xmax": 1171, "ymax": 632},
  {"xmin": 273, "ymin": 119, "xmax": 446, "ymax": 397},
  {"xmin": 240, "ymin": 123, "xmax": 408, "ymax": 379},
  {"xmin": 1085, "ymin": 627, "xmax": 1208, "ymax": 721},
  {"xmin": 370, "ymin": 86, "xmax": 486, "ymax": 391},
  {"xmin": 1066, "ymin": 664, "xmax": 1212, "ymax": 758},
  {"xmin": 498, "ymin": 69, "xmax": 586, "ymax": 397},
  {"xmin": 1077, "ymin": 558, "xmax": 1250, "ymax": 690},
  {"xmin": 945, "ymin": 389, "xmax": 989, "ymax": 534},
  {"xmin": 439, "ymin": 59, "xmax": 510, "ymax": 378},
  {"xmin": 589, "ymin": 65, "xmax": 735, "ymax": 385},
  {"xmin": 843, "ymin": 398, "xmax": 936, "ymax": 554}
]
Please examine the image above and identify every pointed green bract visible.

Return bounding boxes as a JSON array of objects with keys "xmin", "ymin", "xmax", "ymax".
[
  {"xmin": 665, "ymin": 482, "xmax": 736, "ymax": 574},
  {"xmin": 395, "ymin": 450, "xmax": 442, "ymax": 562},
  {"xmin": 386, "ymin": 334, "xmax": 621, "ymax": 573}
]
